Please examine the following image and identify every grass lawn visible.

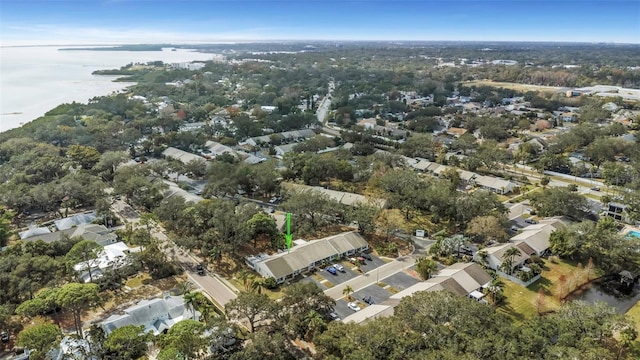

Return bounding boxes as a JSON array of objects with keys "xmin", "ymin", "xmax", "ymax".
[
  {"xmin": 498, "ymin": 259, "xmax": 587, "ymax": 321},
  {"xmin": 464, "ymin": 80, "xmax": 564, "ymax": 93},
  {"xmin": 227, "ymin": 277, "xmax": 286, "ymax": 300},
  {"xmin": 625, "ymin": 301, "xmax": 640, "ymax": 334},
  {"xmin": 125, "ymin": 272, "xmax": 151, "ymax": 288}
]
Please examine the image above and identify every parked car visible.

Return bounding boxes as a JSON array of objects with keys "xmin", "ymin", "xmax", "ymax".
[
  {"xmin": 347, "ymin": 302, "xmax": 361, "ymax": 311},
  {"xmin": 356, "ymin": 256, "xmax": 366, "ymax": 264},
  {"xmin": 524, "ymin": 219, "xmax": 538, "ymax": 224},
  {"xmin": 360, "ymin": 253, "xmax": 372, "ymax": 261},
  {"xmin": 1, "ymin": 331, "xmax": 9, "ymax": 343},
  {"xmin": 334, "ymin": 264, "xmax": 345, "ymax": 272},
  {"xmin": 326, "ymin": 266, "xmax": 338, "ymax": 275},
  {"xmin": 511, "ymin": 225, "xmax": 520, "ymax": 232},
  {"xmin": 196, "ymin": 264, "xmax": 205, "ymax": 275},
  {"xmin": 348, "ymin": 257, "xmax": 357, "ymax": 264},
  {"xmin": 362, "ymin": 296, "xmax": 374, "ymax": 305},
  {"xmin": 328, "ymin": 312, "xmax": 341, "ymax": 321},
  {"xmin": 591, "ymin": 187, "xmax": 600, "ymax": 191}
]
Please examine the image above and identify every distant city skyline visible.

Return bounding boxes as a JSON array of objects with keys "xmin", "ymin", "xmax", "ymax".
[{"xmin": 1, "ymin": 0, "xmax": 639, "ymax": 46}]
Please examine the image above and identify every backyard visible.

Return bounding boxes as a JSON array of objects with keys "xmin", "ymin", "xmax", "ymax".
[{"xmin": 498, "ymin": 258, "xmax": 593, "ymax": 320}]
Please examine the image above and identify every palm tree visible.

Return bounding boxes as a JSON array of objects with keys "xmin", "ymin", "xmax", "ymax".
[
  {"xmin": 342, "ymin": 285, "xmax": 354, "ymax": 301},
  {"xmin": 502, "ymin": 246, "xmax": 522, "ymax": 275},
  {"xmin": 238, "ymin": 270, "xmax": 253, "ymax": 292},
  {"xmin": 416, "ymin": 257, "xmax": 438, "ymax": 280},
  {"xmin": 304, "ymin": 310, "xmax": 326, "ymax": 341},
  {"xmin": 251, "ymin": 277, "xmax": 265, "ymax": 294},
  {"xmin": 484, "ymin": 278, "xmax": 504, "ymax": 305},
  {"xmin": 477, "ymin": 250, "xmax": 489, "ymax": 267},
  {"xmin": 183, "ymin": 291, "xmax": 198, "ymax": 318},
  {"xmin": 176, "ymin": 281, "xmax": 195, "ymax": 295}
]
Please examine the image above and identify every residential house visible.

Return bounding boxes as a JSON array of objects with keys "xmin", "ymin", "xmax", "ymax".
[
  {"xmin": 162, "ymin": 147, "xmax": 208, "ymax": 165},
  {"xmin": 246, "ymin": 232, "xmax": 369, "ymax": 284},
  {"xmin": 204, "ymin": 141, "xmax": 236, "ymax": 159},
  {"xmin": 101, "ymin": 294, "xmax": 200, "ymax": 336},
  {"xmin": 342, "ymin": 263, "xmax": 493, "ymax": 324},
  {"xmin": 607, "ymin": 202, "xmax": 632, "ymax": 223},
  {"xmin": 54, "ymin": 212, "xmax": 97, "ymax": 231},
  {"xmin": 242, "ymin": 129, "xmax": 316, "ymax": 147},
  {"xmin": 446, "ymin": 127, "xmax": 468, "ymax": 137},
  {"xmin": 21, "ymin": 223, "xmax": 118, "ymax": 246},
  {"xmin": 356, "ymin": 118, "xmax": 377, "ymax": 130},
  {"xmin": 509, "ymin": 217, "xmax": 569, "ymax": 256},
  {"xmin": 433, "ymin": 262, "xmax": 492, "ymax": 301},
  {"xmin": 73, "ymin": 242, "xmax": 139, "ymax": 283},
  {"xmin": 472, "ymin": 175, "xmax": 517, "ymax": 195},
  {"xmin": 474, "ymin": 242, "xmax": 533, "ymax": 275},
  {"xmin": 19, "ymin": 226, "xmax": 51, "ymax": 240},
  {"xmin": 282, "ymin": 183, "xmax": 388, "ymax": 209}
]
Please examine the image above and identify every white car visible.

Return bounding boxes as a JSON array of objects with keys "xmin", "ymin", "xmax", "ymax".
[
  {"xmin": 334, "ymin": 264, "xmax": 345, "ymax": 272},
  {"xmin": 347, "ymin": 302, "xmax": 361, "ymax": 311}
]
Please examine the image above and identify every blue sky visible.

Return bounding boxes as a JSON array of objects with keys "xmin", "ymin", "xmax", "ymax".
[{"xmin": 1, "ymin": 0, "xmax": 639, "ymax": 45}]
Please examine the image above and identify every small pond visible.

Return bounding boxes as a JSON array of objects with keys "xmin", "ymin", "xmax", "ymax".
[{"xmin": 571, "ymin": 278, "xmax": 640, "ymax": 313}]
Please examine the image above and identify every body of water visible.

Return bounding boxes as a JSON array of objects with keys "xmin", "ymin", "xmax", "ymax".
[
  {"xmin": 573, "ymin": 280, "xmax": 640, "ymax": 314},
  {"xmin": 0, "ymin": 46, "xmax": 215, "ymax": 133},
  {"xmin": 627, "ymin": 230, "xmax": 640, "ymax": 238}
]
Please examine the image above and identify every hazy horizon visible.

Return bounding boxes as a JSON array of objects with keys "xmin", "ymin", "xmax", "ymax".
[{"xmin": 1, "ymin": 0, "xmax": 639, "ymax": 46}]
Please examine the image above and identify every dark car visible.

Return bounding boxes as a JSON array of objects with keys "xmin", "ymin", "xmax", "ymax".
[
  {"xmin": 363, "ymin": 296, "xmax": 374, "ymax": 305},
  {"xmin": 360, "ymin": 253, "xmax": 373, "ymax": 261},
  {"xmin": 524, "ymin": 219, "xmax": 538, "ymax": 224},
  {"xmin": 590, "ymin": 187, "xmax": 600, "ymax": 191},
  {"xmin": 196, "ymin": 264, "xmax": 205, "ymax": 275},
  {"xmin": 1, "ymin": 331, "xmax": 9, "ymax": 343},
  {"xmin": 326, "ymin": 266, "xmax": 338, "ymax": 275},
  {"xmin": 328, "ymin": 312, "xmax": 341, "ymax": 321}
]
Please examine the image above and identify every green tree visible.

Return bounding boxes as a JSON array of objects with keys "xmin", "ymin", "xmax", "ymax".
[
  {"xmin": 401, "ymin": 133, "xmax": 438, "ymax": 160},
  {"xmin": 65, "ymin": 240, "xmax": 103, "ymax": 282},
  {"xmin": 247, "ymin": 212, "xmax": 278, "ymax": 248},
  {"xmin": 67, "ymin": 144, "xmax": 101, "ymax": 170},
  {"xmin": 229, "ymin": 331, "xmax": 294, "ymax": 360},
  {"xmin": 280, "ymin": 189, "xmax": 340, "ymax": 231},
  {"xmin": 103, "ymin": 325, "xmax": 149, "ymax": 360},
  {"xmin": 531, "ymin": 187, "xmax": 589, "ymax": 220},
  {"xmin": 501, "ymin": 246, "xmax": 522, "ymax": 275},
  {"xmin": 415, "ymin": 257, "xmax": 438, "ymax": 279},
  {"xmin": 225, "ymin": 291, "xmax": 275, "ymax": 332},
  {"xmin": 466, "ymin": 215, "xmax": 509, "ymax": 243},
  {"xmin": 92, "ymin": 150, "xmax": 129, "ymax": 182},
  {"xmin": 159, "ymin": 320, "xmax": 208, "ymax": 360},
  {"xmin": 56, "ymin": 283, "xmax": 101, "ymax": 338},
  {"xmin": 16, "ymin": 323, "xmax": 61, "ymax": 360},
  {"xmin": 0, "ymin": 206, "xmax": 15, "ymax": 247},
  {"xmin": 345, "ymin": 202, "xmax": 381, "ymax": 235},
  {"xmin": 484, "ymin": 278, "xmax": 505, "ymax": 305}
]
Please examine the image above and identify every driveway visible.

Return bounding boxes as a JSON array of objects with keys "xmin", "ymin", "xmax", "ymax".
[{"xmin": 381, "ymin": 271, "xmax": 420, "ymax": 291}]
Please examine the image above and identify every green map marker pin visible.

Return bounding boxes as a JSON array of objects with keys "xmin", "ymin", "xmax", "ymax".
[{"xmin": 285, "ymin": 212, "xmax": 292, "ymax": 252}]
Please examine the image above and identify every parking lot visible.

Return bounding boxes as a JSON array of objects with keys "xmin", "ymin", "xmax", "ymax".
[
  {"xmin": 381, "ymin": 271, "xmax": 420, "ymax": 290},
  {"xmin": 352, "ymin": 284, "xmax": 393, "ymax": 306},
  {"xmin": 315, "ymin": 254, "xmax": 387, "ymax": 286}
]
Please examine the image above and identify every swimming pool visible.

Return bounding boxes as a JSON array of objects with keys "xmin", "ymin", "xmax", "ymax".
[{"xmin": 627, "ymin": 230, "xmax": 640, "ymax": 239}]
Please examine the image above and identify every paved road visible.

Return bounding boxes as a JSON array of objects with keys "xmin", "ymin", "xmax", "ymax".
[
  {"xmin": 324, "ymin": 256, "xmax": 416, "ymax": 300},
  {"xmin": 111, "ymin": 200, "xmax": 238, "ymax": 308},
  {"xmin": 152, "ymin": 230, "xmax": 239, "ymax": 307}
]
